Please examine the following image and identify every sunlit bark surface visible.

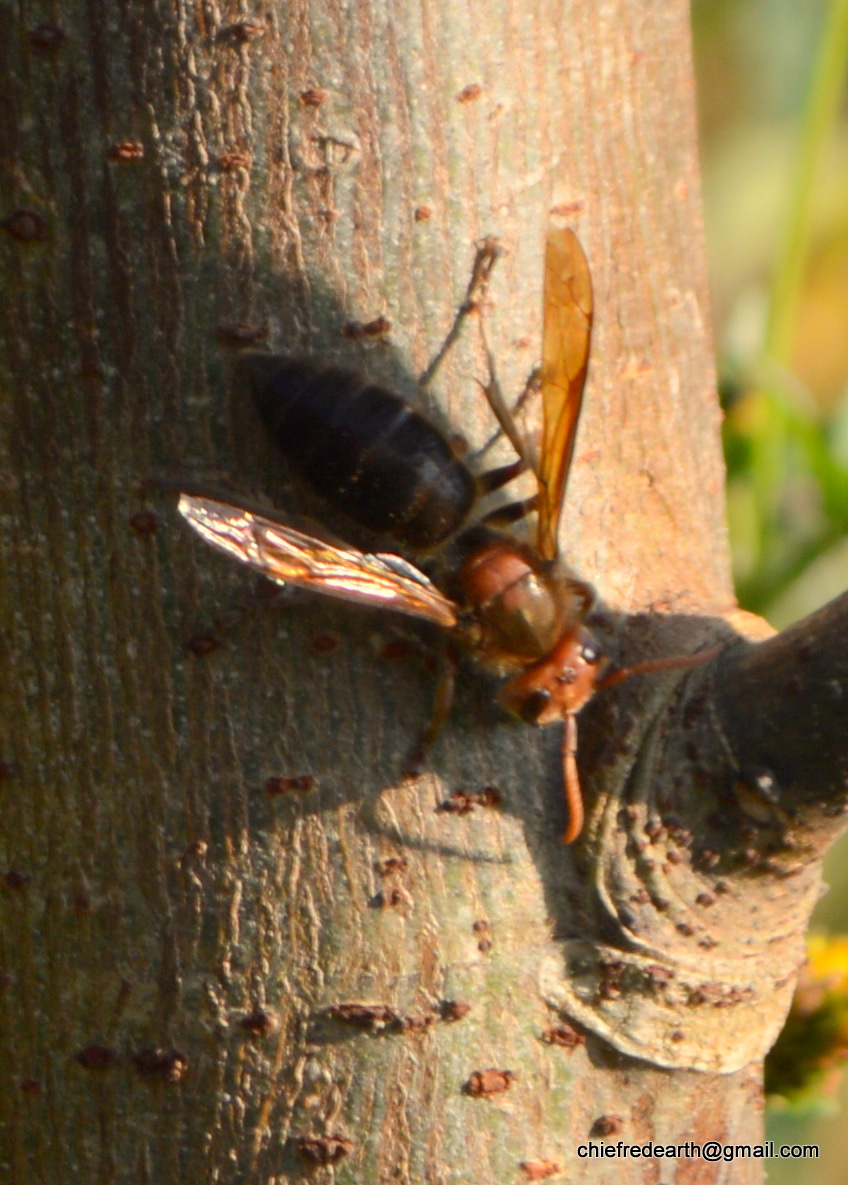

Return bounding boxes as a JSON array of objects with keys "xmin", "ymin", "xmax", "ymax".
[{"xmin": 3, "ymin": 3, "xmax": 833, "ymax": 1184}]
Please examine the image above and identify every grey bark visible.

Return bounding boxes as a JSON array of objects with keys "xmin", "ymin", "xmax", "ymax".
[{"xmin": 2, "ymin": 2, "xmax": 839, "ymax": 1184}]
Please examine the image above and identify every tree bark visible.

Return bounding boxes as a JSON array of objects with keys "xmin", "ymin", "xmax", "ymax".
[{"xmin": 1, "ymin": 2, "xmax": 840, "ymax": 1183}]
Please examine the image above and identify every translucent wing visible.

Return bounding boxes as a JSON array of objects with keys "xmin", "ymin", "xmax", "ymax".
[
  {"xmin": 536, "ymin": 227, "xmax": 593, "ymax": 561},
  {"xmin": 178, "ymin": 494, "xmax": 459, "ymax": 629}
]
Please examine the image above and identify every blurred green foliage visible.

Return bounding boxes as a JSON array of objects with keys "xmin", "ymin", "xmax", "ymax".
[
  {"xmin": 694, "ymin": 0, "xmax": 848, "ymax": 627},
  {"xmin": 766, "ymin": 935, "xmax": 848, "ymax": 1104}
]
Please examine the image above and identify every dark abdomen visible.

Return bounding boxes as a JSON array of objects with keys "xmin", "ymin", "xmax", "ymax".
[{"xmin": 245, "ymin": 355, "xmax": 476, "ymax": 550}]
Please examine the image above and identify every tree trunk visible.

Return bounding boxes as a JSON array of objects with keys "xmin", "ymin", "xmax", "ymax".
[{"xmin": 1, "ymin": 2, "xmax": 841, "ymax": 1183}]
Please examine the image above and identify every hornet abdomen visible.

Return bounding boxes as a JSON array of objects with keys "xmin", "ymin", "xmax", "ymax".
[{"xmin": 245, "ymin": 355, "xmax": 476, "ymax": 550}]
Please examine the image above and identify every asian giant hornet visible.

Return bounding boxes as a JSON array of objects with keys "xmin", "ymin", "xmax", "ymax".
[{"xmin": 177, "ymin": 227, "xmax": 714, "ymax": 840}]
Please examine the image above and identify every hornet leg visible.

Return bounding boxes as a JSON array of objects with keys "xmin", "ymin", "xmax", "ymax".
[{"xmin": 562, "ymin": 712, "xmax": 584, "ymax": 844}]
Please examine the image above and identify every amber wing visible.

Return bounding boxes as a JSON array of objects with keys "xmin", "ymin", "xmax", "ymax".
[
  {"xmin": 178, "ymin": 494, "xmax": 459, "ymax": 628},
  {"xmin": 535, "ymin": 227, "xmax": 593, "ymax": 561}
]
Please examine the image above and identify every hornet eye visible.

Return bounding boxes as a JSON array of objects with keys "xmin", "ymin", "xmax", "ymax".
[
  {"xmin": 580, "ymin": 640, "xmax": 602, "ymax": 665},
  {"xmin": 520, "ymin": 689, "xmax": 552, "ymax": 725}
]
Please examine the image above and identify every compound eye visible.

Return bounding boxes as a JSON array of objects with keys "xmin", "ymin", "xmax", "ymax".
[
  {"xmin": 519, "ymin": 689, "xmax": 552, "ymax": 725},
  {"xmin": 580, "ymin": 640, "xmax": 602, "ymax": 665}
]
